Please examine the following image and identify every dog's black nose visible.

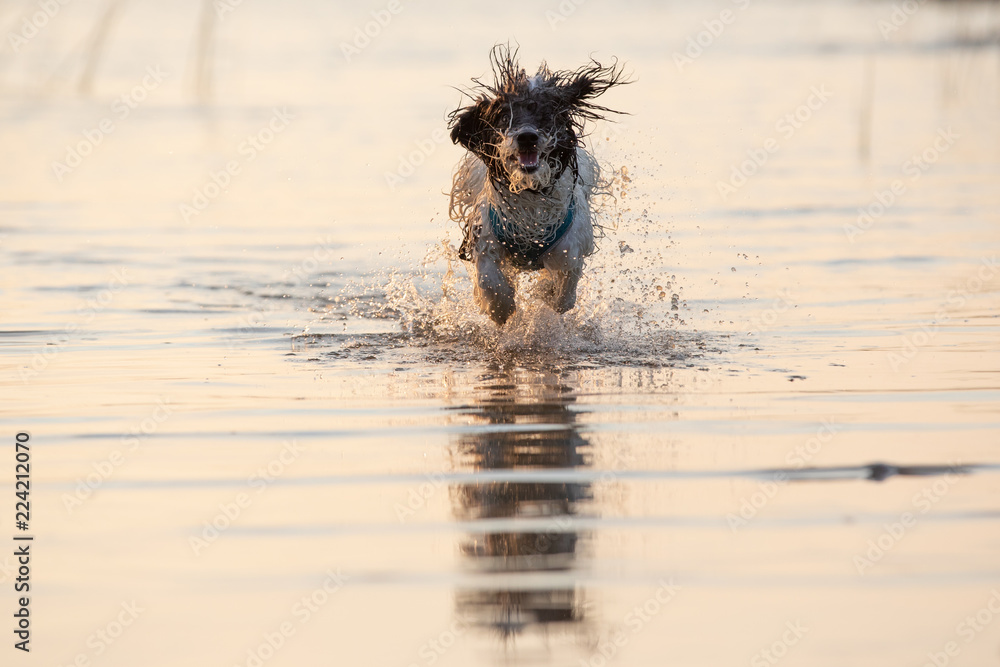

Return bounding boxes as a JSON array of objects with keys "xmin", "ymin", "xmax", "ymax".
[{"xmin": 515, "ymin": 130, "xmax": 539, "ymax": 150}]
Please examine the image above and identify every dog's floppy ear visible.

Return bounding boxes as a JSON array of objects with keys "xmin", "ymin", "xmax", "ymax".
[
  {"xmin": 449, "ymin": 99, "xmax": 490, "ymax": 153},
  {"xmin": 558, "ymin": 59, "xmax": 629, "ymax": 121}
]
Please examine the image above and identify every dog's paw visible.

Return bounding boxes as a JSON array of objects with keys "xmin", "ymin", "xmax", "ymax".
[
  {"xmin": 552, "ymin": 294, "xmax": 576, "ymax": 314},
  {"xmin": 474, "ymin": 279, "xmax": 516, "ymax": 326},
  {"xmin": 488, "ymin": 302, "xmax": 515, "ymax": 326},
  {"xmin": 536, "ymin": 270, "xmax": 578, "ymax": 314}
]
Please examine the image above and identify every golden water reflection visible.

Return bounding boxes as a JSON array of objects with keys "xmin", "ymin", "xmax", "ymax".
[{"xmin": 450, "ymin": 365, "xmax": 593, "ymax": 639}]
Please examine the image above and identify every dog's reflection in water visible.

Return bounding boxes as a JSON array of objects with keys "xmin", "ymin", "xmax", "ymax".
[{"xmin": 450, "ymin": 368, "xmax": 592, "ymax": 639}]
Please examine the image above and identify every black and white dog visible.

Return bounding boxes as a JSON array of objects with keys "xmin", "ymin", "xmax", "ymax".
[{"xmin": 448, "ymin": 46, "xmax": 627, "ymax": 326}]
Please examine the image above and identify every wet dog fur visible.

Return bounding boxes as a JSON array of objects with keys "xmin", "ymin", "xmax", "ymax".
[{"xmin": 448, "ymin": 45, "xmax": 627, "ymax": 326}]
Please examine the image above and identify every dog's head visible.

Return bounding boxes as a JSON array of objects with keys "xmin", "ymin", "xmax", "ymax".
[{"xmin": 449, "ymin": 45, "xmax": 627, "ymax": 193}]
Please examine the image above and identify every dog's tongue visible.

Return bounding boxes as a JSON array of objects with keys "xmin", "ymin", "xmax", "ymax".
[{"xmin": 518, "ymin": 150, "xmax": 539, "ymax": 168}]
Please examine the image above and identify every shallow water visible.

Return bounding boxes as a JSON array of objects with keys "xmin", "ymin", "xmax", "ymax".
[{"xmin": 3, "ymin": 0, "xmax": 1000, "ymax": 665}]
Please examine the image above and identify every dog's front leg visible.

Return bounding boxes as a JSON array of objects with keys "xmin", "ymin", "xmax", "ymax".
[
  {"xmin": 548, "ymin": 266, "xmax": 583, "ymax": 314},
  {"xmin": 474, "ymin": 254, "xmax": 516, "ymax": 325}
]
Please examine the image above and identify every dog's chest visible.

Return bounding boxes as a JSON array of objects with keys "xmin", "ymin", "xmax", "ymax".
[{"xmin": 487, "ymin": 195, "xmax": 576, "ymax": 269}]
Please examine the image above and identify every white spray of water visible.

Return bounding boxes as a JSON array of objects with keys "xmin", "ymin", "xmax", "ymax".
[{"xmin": 329, "ymin": 163, "xmax": 697, "ymax": 368}]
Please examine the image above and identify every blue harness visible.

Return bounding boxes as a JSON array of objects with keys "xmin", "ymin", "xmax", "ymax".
[{"xmin": 488, "ymin": 197, "xmax": 576, "ymax": 270}]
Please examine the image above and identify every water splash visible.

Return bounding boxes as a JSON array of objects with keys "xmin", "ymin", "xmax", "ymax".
[
  {"xmin": 304, "ymin": 231, "xmax": 702, "ymax": 369},
  {"xmin": 296, "ymin": 157, "xmax": 709, "ymax": 368}
]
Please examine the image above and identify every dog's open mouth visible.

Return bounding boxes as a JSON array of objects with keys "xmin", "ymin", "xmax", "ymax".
[{"xmin": 517, "ymin": 150, "xmax": 540, "ymax": 172}]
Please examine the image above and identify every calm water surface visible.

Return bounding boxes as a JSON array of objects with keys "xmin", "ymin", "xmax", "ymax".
[{"xmin": 3, "ymin": 1, "xmax": 1000, "ymax": 665}]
